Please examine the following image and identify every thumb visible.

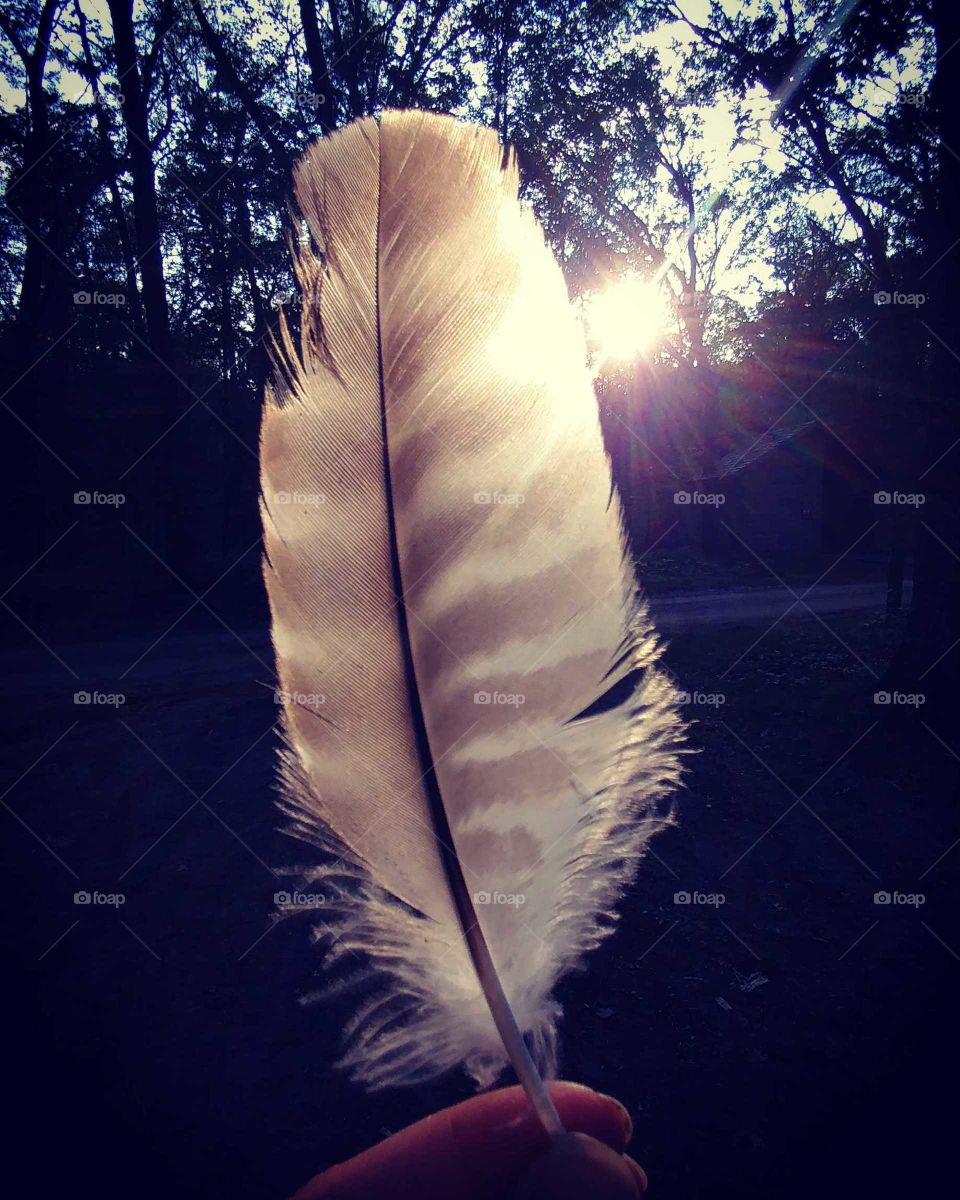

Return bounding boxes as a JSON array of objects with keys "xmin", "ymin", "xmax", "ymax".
[
  {"xmin": 290, "ymin": 1082, "xmax": 640, "ymax": 1199},
  {"xmin": 509, "ymin": 1132, "xmax": 647, "ymax": 1200}
]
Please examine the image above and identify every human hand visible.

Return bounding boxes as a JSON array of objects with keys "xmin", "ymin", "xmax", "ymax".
[{"xmin": 291, "ymin": 1081, "xmax": 648, "ymax": 1199}]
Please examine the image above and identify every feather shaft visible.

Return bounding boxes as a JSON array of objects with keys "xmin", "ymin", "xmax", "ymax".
[
  {"xmin": 374, "ymin": 154, "xmax": 566, "ymax": 1128},
  {"xmin": 428, "ymin": 769, "xmax": 564, "ymax": 1135},
  {"xmin": 373, "ymin": 160, "xmax": 563, "ymax": 1131}
]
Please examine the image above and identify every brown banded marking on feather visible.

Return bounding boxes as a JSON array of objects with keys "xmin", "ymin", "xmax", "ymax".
[
  {"xmin": 408, "ymin": 605, "xmax": 637, "ymax": 761},
  {"xmin": 413, "ymin": 750, "xmax": 593, "ymax": 819},
  {"xmin": 435, "ymin": 600, "xmax": 633, "ymax": 689},
  {"xmin": 402, "ymin": 509, "xmax": 566, "ymax": 599},
  {"xmin": 409, "ymin": 530, "xmax": 627, "ymax": 629},
  {"xmin": 400, "ymin": 484, "xmax": 626, "ymax": 590}
]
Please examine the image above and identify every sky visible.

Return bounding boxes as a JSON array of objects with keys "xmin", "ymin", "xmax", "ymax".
[{"xmin": 0, "ymin": 0, "xmax": 931, "ymax": 325}]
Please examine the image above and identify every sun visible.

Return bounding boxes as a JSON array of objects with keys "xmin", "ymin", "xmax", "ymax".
[{"xmin": 583, "ymin": 272, "xmax": 670, "ymax": 364}]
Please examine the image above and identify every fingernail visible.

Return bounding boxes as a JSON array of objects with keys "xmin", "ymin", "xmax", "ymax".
[
  {"xmin": 624, "ymin": 1155, "xmax": 648, "ymax": 1193},
  {"xmin": 595, "ymin": 1093, "xmax": 633, "ymax": 1145}
]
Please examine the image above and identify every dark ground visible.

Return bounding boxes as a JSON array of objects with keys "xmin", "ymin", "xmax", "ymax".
[{"xmin": 3, "ymin": 575, "xmax": 959, "ymax": 1199}]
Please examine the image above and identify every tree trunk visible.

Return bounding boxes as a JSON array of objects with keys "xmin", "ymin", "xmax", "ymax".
[
  {"xmin": 235, "ymin": 180, "xmax": 270, "ymax": 388},
  {"xmin": 880, "ymin": 0, "xmax": 960, "ymax": 735},
  {"xmin": 4, "ymin": 0, "xmax": 59, "ymax": 369},
  {"xmin": 75, "ymin": 0, "xmax": 145, "ymax": 334},
  {"xmin": 106, "ymin": 0, "xmax": 170, "ymax": 356},
  {"xmin": 298, "ymin": 0, "xmax": 338, "ymax": 131}
]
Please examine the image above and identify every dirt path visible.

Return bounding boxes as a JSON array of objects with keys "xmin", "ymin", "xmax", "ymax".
[{"xmin": 650, "ymin": 580, "xmax": 912, "ymax": 632}]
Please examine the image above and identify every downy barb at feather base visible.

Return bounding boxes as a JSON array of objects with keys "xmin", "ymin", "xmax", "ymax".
[{"xmin": 260, "ymin": 109, "xmax": 685, "ymax": 1102}]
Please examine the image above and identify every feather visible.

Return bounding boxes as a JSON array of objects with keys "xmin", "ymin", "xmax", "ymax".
[{"xmin": 260, "ymin": 110, "xmax": 685, "ymax": 1114}]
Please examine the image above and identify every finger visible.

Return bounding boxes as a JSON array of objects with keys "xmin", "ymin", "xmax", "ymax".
[
  {"xmin": 508, "ymin": 1132, "xmax": 645, "ymax": 1200},
  {"xmin": 291, "ymin": 1082, "xmax": 635, "ymax": 1200}
]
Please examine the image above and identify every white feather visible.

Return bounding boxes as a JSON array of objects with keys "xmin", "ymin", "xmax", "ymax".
[{"xmin": 260, "ymin": 110, "xmax": 685, "ymax": 1097}]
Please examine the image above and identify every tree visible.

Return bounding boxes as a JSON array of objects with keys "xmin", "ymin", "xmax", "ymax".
[
  {"xmin": 105, "ymin": 0, "xmax": 173, "ymax": 355},
  {"xmin": 671, "ymin": 0, "xmax": 937, "ymax": 592},
  {"xmin": 881, "ymin": 0, "xmax": 960, "ymax": 728}
]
